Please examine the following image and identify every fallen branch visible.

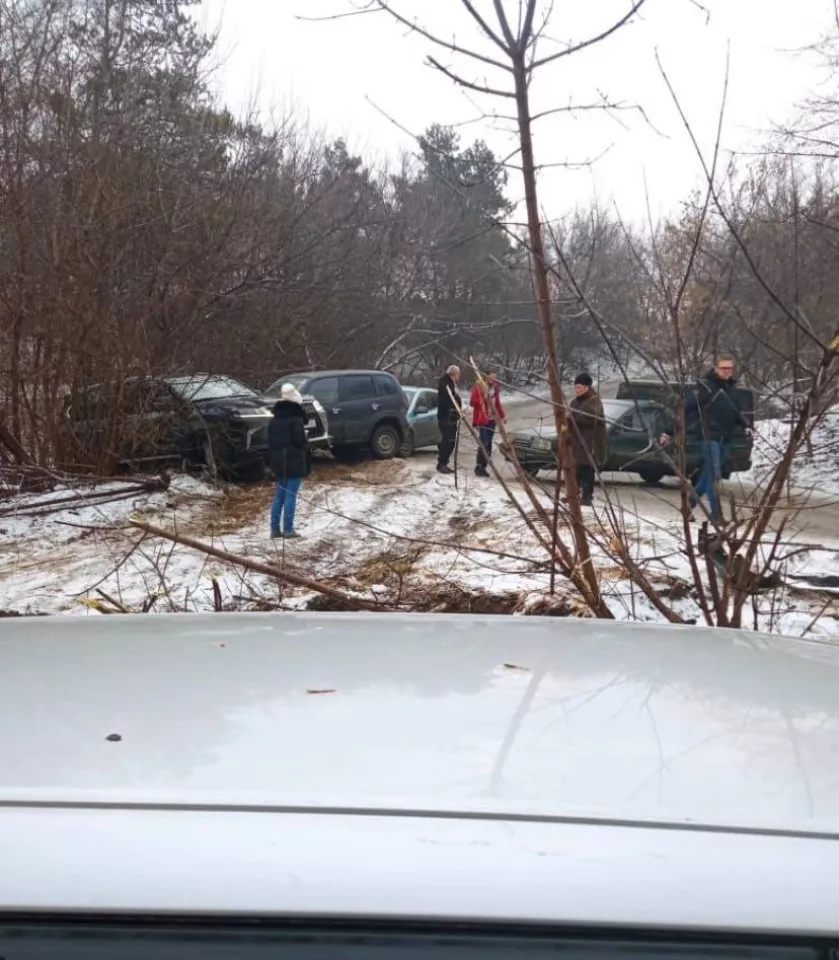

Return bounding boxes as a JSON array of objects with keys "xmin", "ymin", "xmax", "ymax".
[
  {"xmin": 129, "ymin": 519, "xmax": 396, "ymax": 613},
  {"xmin": 0, "ymin": 476, "xmax": 168, "ymax": 518},
  {"xmin": 0, "ymin": 420, "xmax": 32, "ymax": 465}
]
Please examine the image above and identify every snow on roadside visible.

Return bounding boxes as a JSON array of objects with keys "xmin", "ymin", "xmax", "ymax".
[{"xmin": 749, "ymin": 409, "xmax": 839, "ymax": 497}]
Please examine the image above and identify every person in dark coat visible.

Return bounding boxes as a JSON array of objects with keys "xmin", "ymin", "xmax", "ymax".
[
  {"xmin": 267, "ymin": 383, "xmax": 310, "ymax": 538},
  {"xmin": 569, "ymin": 373, "xmax": 607, "ymax": 506},
  {"xmin": 661, "ymin": 355, "xmax": 752, "ymax": 521},
  {"xmin": 436, "ymin": 364, "xmax": 462, "ymax": 475}
]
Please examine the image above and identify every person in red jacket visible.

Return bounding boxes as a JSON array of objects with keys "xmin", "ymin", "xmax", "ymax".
[{"xmin": 470, "ymin": 370, "xmax": 506, "ymax": 477}]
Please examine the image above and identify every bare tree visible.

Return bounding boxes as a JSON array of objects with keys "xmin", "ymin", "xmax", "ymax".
[{"xmin": 312, "ymin": 0, "xmax": 668, "ymax": 617}]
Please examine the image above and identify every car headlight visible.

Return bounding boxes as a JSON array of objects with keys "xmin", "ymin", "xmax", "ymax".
[{"xmin": 531, "ymin": 437, "xmax": 553, "ymax": 451}]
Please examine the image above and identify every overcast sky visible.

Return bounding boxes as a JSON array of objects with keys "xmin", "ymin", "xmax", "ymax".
[{"xmin": 196, "ymin": 0, "xmax": 835, "ymax": 223}]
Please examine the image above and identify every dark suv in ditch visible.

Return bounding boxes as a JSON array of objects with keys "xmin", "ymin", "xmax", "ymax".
[
  {"xmin": 265, "ymin": 370, "xmax": 409, "ymax": 460},
  {"xmin": 64, "ymin": 374, "xmax": 329, "ymax": 481}
]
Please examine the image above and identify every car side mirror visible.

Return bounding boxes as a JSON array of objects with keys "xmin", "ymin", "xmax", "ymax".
[{"xmin": 415, "ymin": 403, "xmax": 429, "ymax": 414}]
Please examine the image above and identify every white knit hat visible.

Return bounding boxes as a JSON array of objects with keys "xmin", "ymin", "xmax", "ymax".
[{"xmin": 280, "ymin": 383, "xmax": 303, "ymax": 404}]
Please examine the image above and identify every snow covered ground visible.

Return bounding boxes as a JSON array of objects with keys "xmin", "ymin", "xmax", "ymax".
[
  {"xmin": 750, "ymin": 409, "xmax": 839, "ymax": 497},
  {"xmin": 1, "ymin": 451, "xmax": 839, "ymax": 640}
]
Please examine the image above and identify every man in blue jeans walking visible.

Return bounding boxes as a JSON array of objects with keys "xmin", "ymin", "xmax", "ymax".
[
  {"xmin": 267, "ymin": 384, "xmax": 310, "ymax": 539},
  {"xmin": 662, "ymin": 355, "xmax": 752, "ymax": 522}
]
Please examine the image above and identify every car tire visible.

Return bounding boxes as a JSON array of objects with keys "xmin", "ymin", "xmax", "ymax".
[
  {"xmin": 371, "ymin": 424, "xmax": 400, "ymax": 460},
  {"xmin": 638, "ymin": 465, "xmax": 666, "ymax": 486},
  {"xmin": 399, "ymin": 430, "xmax": 415, "ymax": 458},
  {"xmin": 523, "ymin": 465, "xmax": 540, "ymax": 478}
]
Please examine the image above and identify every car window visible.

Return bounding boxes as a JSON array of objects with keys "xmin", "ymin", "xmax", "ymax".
[
  {"xmin": 265, "ymin": 375, "xmax": 310, "ymax": 398},
  {"xmin": 374, "ymin": 374, "xmax": 400, "ymax": 397},
  {"xmin": 167, "ymin": 376, "xmax": 257, "ymax": 403},
  {"xmin": 419, "ymin": 390, "xmax": 438, "ymax": 413},
  {"xmin": 602, "ymin": 401, "xmax": 630, "ymax": 424},
  {"xmin": 627, "ymin": 407, "xmax": 653, "ymax": 431},
  {"xmin": 340, "ymin": 375, "xmax": 376, "ymax": 402},
  {"xmin": 308, "ymin": 377, "xmax": 339, "ymax": 405}
]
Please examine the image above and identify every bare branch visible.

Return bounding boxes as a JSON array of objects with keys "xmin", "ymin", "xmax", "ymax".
[
  {"xmin": 295, "ymin": 5, "xmax": 381, "ymax": 22},
  {"xmin": 531, "ymin": 0, "xmax": 649, "ymax": 69},
  {"xmin": 368, "ymin": 0, "xmax": 513, "ymax": 72},
  {"xmin": 426, "ymin": 55, "xmax": 516, "ymax": 97},
  {"xmin": 458, "ymin": 0, "xmax": 513, "ymax": 53},
  {"xmin": 491, "ymin": 0, "xmax": 520, "ymax": 48}
]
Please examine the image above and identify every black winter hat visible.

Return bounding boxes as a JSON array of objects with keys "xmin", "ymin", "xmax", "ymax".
[{"xmin": 574, "ymin": 372, "xmax": 593, "ymax": 387}]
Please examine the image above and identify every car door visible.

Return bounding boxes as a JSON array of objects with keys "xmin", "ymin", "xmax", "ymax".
[
  {"xmin": 145, "ymin": 380, "xmax": 185, "ymax": 458},
  {"xmin": 411, "ymin": 389, "xmax": 440, "ymax": 448},
  {"xmin": 305, "ymin": 377, "xmax": 343, "ymax": 444},
  {"xmin": 338, "ymin": 374, "xmax": 377, "ymax": 445},
  {"xmin": 607, "ymin": 408, "xmax": 652, "ymax": 470}
]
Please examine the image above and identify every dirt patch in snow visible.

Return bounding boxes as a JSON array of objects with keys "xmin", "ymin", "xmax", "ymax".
[{"xmin": 309, "ymin": 456, "xmax": 414, "ymax": 487}]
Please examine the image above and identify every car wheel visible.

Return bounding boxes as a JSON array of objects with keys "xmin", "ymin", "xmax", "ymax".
[
  {"xmin": 399, "ymin": 430, "xmax": 415, "ymax": 458},
  {"xmin": 371, "ymin": 424, "xmax": 400, "ymax": 460},
  {"xmin": 522, "ymin": 464, "xmax": 540, "ymax": 478},
  {"xmin": 638, "ymin": 465, "xmax": 666, "ymax": 486}
]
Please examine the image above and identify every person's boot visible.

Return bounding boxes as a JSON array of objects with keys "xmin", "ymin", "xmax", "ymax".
[
  {"xmin": 437, "ymin": 464, "xmax": 454, "ymax": 475},
  {"xmin": 270, "ymin": 529, "xmax": 282, "ymax": 539},
  {"xmin": 283, "ymin": 530, "xmax": 302, "ymax": 539},
  {"xmin": 475, "ymin": 465, "xmax": 489, "ymax": 477}
]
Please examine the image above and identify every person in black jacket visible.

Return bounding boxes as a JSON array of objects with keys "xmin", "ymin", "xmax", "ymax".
[
  {"xmin": 436, "ymin": 364, "xmax": 462, "ymax": 475},
  {"xmin": 661, "ymin": 356, "xmax": 752, "ymax": 521},
  {"xmin": 267, "ymin": 384, "xmax": 310, "ymax": 539}
]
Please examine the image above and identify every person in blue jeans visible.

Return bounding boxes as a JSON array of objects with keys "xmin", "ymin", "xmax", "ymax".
[
  {"xmin": 267, "ymin": 384, "xmax": 310, "ymax": 539},
  {"xmin": 661, "ymin": 355, "xmax": 752, "ymax": 522}
]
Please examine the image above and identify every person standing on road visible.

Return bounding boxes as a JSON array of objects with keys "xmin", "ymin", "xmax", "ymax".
[
  {"xmin": 569, "ymin": 373, "xmax": 607, "ymax": 507},
  {"xmin": 437, "ymin": 365, "xmax": 462, "ymax": 475},
  {"xmin": 470, "ymin": 370, "xmax": 506, "ymax": 477},
  {"xmin": 268, "ymin": 383, "xmax": 310, "ymax": 539},
  {"xmin": 661, "ymin": 355, "xmax": 752, "ymax": 522}
]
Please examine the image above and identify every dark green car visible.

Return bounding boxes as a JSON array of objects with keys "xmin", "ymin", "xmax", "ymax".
[
  {"xmin": 501, "ymin": 397, "xmax": 753, "ymax": 484},
  {"xmin": 617, "ymin": 379, "xmax": 754, "ymax": 483}
]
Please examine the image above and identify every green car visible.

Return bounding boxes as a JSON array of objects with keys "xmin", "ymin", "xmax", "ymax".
[
  {"xmin": 501, "ymin": 397, "xmax": 753, "ymax": 485},
  {"xmin": 617, "ymin": 379, "xmax": 754, "ymax": 483}
]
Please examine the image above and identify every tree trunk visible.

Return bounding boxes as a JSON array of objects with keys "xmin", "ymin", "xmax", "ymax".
[{"xmin": 511, "ymin": 57, "xmax": 608, "ymax": 617}]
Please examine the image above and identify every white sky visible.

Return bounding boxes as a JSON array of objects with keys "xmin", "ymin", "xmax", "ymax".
[{"xmin": 196, "ymin": 0, "xmax": 835, "ymax": 223}]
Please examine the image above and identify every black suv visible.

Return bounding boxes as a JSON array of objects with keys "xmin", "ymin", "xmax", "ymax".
[
  {"xmin": 265, "ymin": 370, "xmax": 409, "ymax": 460},
  {"xmin": 64, "ymin": 374, "xmax": 329, "ymax": 481}
]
